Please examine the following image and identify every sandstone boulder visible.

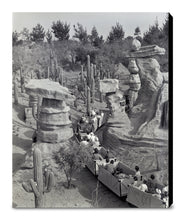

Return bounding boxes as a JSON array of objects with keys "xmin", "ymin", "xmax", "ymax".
[
  {"xmin": 25, "ymin": 79, "xmax": 75, "ymax": 101},
  {"xmin": 99, "ymin": 79, "xmax": 119, "ymax": 94},
  {"xmin": 127, "ymin": 45, "xmax": 165, "ymax": 58},
  {"xmin": 131, "ymin": 38, "xmax": 141, "ymax": 51}
]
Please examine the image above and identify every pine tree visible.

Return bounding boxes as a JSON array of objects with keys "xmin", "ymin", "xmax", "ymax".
[
  {"xmin": 107, "ymin": 23, "xmax": 125, "ymax": 43},
  {"xmin": 73, "ymin": 23, "xmax": 89, "ymax": 44},
  {"xmin": 30, "ymin": 24, "xmax": 45, "ymax": 42},
  {"xmin": 51, "ymin": 21, "xmax": 70, "ymax": 41},
  {"xmin": 90, "ymin": 26, "xmax": 104, "ymax": 47}
]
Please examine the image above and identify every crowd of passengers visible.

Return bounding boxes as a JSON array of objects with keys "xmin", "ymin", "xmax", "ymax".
[
  {"xmin": 76, "ymin": 113, "xmax": 169, "ymax": 208},
  {"xmin": 75, "ymin": 109, "xmax": 104, "ymax": 141}
]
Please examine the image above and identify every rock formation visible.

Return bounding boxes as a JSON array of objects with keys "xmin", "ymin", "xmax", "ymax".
[
  {"xmin": 96, "ymin": 39, "xmax": 168, "ymax": 176},
  {"xmin": 23, "ymin": 79, "xmax": 76, "ymax": 174},
  {"xmin": 25, "ymin": 79, "xmax": 75, "ymax": 143}
]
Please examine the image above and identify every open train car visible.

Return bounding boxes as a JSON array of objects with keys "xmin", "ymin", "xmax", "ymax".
[
  {"xmin": 98, "ymin": 162, "xmax": 135, "ymax": 197},
  {"xmin": 86, "ymin": 147, "xmax": 108, "ymax": 176},
  {"xmin": 126, "ymin": 185, "xmax": 166, "ymax": 208}
]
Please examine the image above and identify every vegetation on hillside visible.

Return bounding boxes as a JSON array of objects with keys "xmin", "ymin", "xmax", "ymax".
[{"xmin": 13, "ymin": 15, "xmax": 169, "ymax": 76}]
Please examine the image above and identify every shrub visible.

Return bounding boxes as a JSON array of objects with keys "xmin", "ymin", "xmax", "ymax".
[{"xmin": 53, "ymin": 140, "xmax": 89, "ymax": 188}]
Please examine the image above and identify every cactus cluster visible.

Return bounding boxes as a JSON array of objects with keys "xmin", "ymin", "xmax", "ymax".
[{"xmin": 22, "ymin": 148, "xmax": 55, "ymax": 208}]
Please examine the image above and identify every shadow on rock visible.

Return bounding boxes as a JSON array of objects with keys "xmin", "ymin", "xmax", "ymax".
[
  {"xmin": 13, "ymin": 153, "xmax": 26, "ymax": 173},
  {"xmin": 13, "ymin": 134, "xmax": 32, "ymax": 152}
]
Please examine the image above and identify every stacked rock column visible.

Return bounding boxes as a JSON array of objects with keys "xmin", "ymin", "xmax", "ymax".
[
  {"xmin": 37, "ymin": 98, "xmax": 73, "ymax": 143},
  {"xmin": 127, "ymin": 59, "xmax": 141, "ymax": 109}
]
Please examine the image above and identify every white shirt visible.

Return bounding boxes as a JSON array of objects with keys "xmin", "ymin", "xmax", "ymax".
[
  {"xmin": 139, "ymin": 184, "xmax": 148, "ymax": 192},
  {"xmin": 80, "ymin": 141, "xmax": 89, "ymax": 147},
  {"xmin": 135, "ymin": 171, "xmax": 141, "ymax": 177}
]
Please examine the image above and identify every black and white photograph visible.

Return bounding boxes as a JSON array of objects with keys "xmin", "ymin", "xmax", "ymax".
[{"xmin": 12, "ymin": 12, "xmax": 172, "ymax": 209}]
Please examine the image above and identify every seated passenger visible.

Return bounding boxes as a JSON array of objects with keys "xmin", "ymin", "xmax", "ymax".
[
  {"xmin": 135, "ymin": 166, "xmax": 141, "ymax": 179},
  {"xmin": 80, "ymin": 140, "xmax": 89, "ymax": 148},
  {"xmin": 133, "ymin": 176, "xmax": 138, "ymax": 187},
  {"xmin": 162, "ymin": 183, "xmax": 168, "ymax": 194},
  {"xmin": 147, "ymin": 174, "xmax": 157, "ymax": 194},
  {"xmin": 102, "ymin": 158, "xmax": 110, "ymax": 167},
  {"xmin": 92, "ymin": 148, "xmax": 104, "ymax": 161},
  {"xmin": 152, "ymin": 188, "xmax": 162, "ymax": 199},
  {"xmin": 105, "ymin": 159, "xmax": 116, "ymax": 174},
  {"xmin": 162, "ymin": 191, "xmax": 169, "ymax": 208},
  {"xmin": 92, "ymin": 138, "xmax": 100, "ymax": 148},
  {"xmin": 114, "ymin": 167, "xmax": 126, "ymax": 179},
  {"xmin": 138, "ymin": 180, "xmax": 148, "ymax": 192},
  {"xmin": 86, "ymin": 132, "xmax": 91, "ymax": 141}
]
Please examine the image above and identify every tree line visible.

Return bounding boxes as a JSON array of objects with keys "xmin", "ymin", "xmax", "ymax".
[
  {"xmin": 12, "ymin": 17, "xmax": 168, "ymax": 46},
  {"xmin": 12, "ymin": 16, "xmax": 169, "ymax": 72}
]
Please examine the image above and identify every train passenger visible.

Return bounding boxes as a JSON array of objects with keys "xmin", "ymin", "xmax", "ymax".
[
  {"xmin": 80, "ymin": 140, "xmax": 90, "ymax": 148},
  {"xmin": 91, "ymin": 109, "xmax": 96, "ymax": 117},
  {"xmin": 102, "ymin": 158, "xmax": 110, "ymax": 167},
  {"xmin": 133, "ymin": 176, "xmax": 138, "ymax": 186},
  {"xmin": 86, "ymin": 132, "xmax": 91, "ymax": 141},
  {"xmin": 162, "ymin": 191, "xmax": 169, "ymax": 208},
  {"xmin": 135, "ymin": 166, "xmax": 141, "ymax": 179},
  {"xmin": 162, "ymin": 182, "xmax": 168, "ymax": 194},
  {"xmin": 92, "ymin": 148, "xmax": 104, "ymax": 161},
  {"xmin": 114, "ymin": 167, "xmax": 127, "ymax": 179},
  {"xmin": 138, "ymin": 180, "xmax": 148, "ymax": 192},
  {"xmin": 147, "ymin": 174, "xmax": 157, "ymax": 193},
  {"xmin": 105, "ymin": 159, "xmax": 116, "ymax": 174},
  {"xmin": 152, "ymin": 188, "xmax": 162, "ymax": 199},
  {"xmin": 91, "ymin": 115, "xmax": 98, "ymax": 132}
]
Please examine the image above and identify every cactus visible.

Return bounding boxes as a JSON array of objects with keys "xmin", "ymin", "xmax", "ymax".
[
  {"xmin": 47, "ymin": 66, "xmax": 50, "ymax": 79},
  {"xmin": 93, "ymin": 64, "xmax": 97, "ymax": 78},
  {"xmin": 91, "ymin": 77, "xmax": 95, "ymax": 103},
  {"xmin": 87, "ymin": 55, "xmax": 91, "ymax": 87},
  {"xmin": 61, "ymin": 68, "xmax": 64, "ymax": 86},
  {"xmin": 87, "ymin": 86, "xmax": 91, "ymax": 116},
  {"xmin": 99, "ymin": 92, "xmax": 103, "ymax": 103},
  {"xmin": 31, "ymin": 70, "xmax": 34, "ymax": 79},
  {"xmin": 100, "ymin": 63, "xmax": 103, "ymax": 79},
  {"xmin": 50, "ymin": 50, "xmax": 55, "ymax": 80},
  {"xmin": 84, "ymin": 78, "xmax": 87, "ymax": 100},
  {"xmin": 14, "ymin": 80, "xmax": 19, "ymax": 105},
  {"xmin": 30, "ymin": 95, "xmax": 39, "ymax": 131},
  {"xmin": 81, "ymin": 65, "xmax": 84, "ymax": 84},
  {"xmin": 20, "ymin": 67, "xmax": 24, "ymax": 93},
  {"xmin": 22, "ymin": 148, "xmax": 55, "ymax": 208},
  {"xmin": 90, "ymin": 65, "xmax": 95, "ymax": 104}
]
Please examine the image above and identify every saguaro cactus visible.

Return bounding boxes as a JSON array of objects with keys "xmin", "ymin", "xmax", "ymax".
[
  {"xmin": 14, "ymin": 80, "xmax": 19, "ymax": 105},
  {"xmin": 20, "ymin": 67, "xmax": 25, "ymax": 93},
  {"xmin": 61, "ymin": 68, "xmax": 64, "ymax": 86},
  {"xmin": 81, "ymin": 65, "xmax": 84, "ymax": 84},
  {"xmin": 90, "ymin": 64, "xmax": 95, "ymax": 103},
  {"xmin": 100, "ymin": 63, "xmax": 103, "ymax": 79},
  {"xmin": 47, "ymin": 66, "xmax": 50, "ymax": 79},
  {"xmin": 87, "ymin": 55, "xmax": 91, "ymax": 87},
  {"xmin": 93, "ymin": 64, "xmax": 97, "ymax": 78},
  {"xmin": 22, "ymin": 148, "xmax": 55, "ymax": 208},
  {"xmin": 87, "ymin": 86, "xmax": 91, "ymax": 116}
]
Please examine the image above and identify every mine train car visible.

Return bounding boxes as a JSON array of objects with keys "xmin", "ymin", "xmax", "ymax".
[
  {"xmin": 86, "ymin": 147, "xmax": 108, "ymax": 176},
  {"xmin": 98, "ymin": 162, "xmax": 135, "ymax": 197},
  {"xmin": 126, "ymin": 185, "xmax": 166, "ymax": 208},
  {"xmin": 76, "ymin": 121, "xmax": 167, "ymax": 208},
  {"xmin": 86, "ymin": 152, "xmax": 167, "ymax": 208}
]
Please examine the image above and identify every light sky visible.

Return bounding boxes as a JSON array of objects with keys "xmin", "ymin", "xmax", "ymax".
[{"xmin": 13, "ymin": 12, "xmax": 167, "ymax": 39}]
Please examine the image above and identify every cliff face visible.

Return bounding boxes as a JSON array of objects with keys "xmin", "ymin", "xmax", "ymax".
[
  {"xmin": 96, "ymin": 44, "xmax": 168, "ymax": 176},
  {"xmin": 128, "ymin": 58, "xmax": 168, "ymax": 140}
]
